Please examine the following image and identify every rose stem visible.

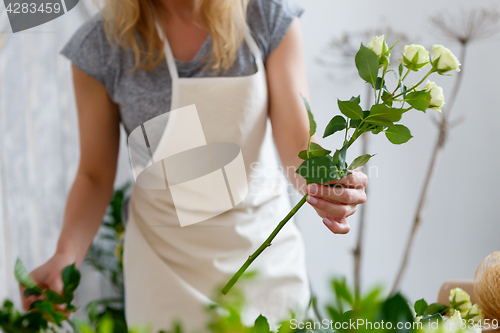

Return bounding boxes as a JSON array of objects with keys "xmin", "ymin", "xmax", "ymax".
[{"xmin": 221, "ymin": 193, "xmax": 309, "ymax": 295}]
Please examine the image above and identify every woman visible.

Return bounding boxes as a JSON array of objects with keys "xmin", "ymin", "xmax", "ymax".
[{"xmin": 20, "ymin": 0, "xmax": 367, "ymax": 331}]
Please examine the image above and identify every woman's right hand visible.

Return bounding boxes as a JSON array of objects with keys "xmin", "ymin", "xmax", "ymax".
[
  {"xmin": 18, "ymin": 64, "xmax": 120, "ymax": 313},
  {"xmin": 19, "ymin": 251, "xmax": 77, "ymax": 311},
  {"xmin": 19, "ymin": 64, "xmax": 120, "ymax": 312}
]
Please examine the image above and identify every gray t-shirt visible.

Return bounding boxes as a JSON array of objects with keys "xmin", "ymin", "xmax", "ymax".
[{"xmin": 60, "ymin": 0, "xmax": 304, "ymax": 135}]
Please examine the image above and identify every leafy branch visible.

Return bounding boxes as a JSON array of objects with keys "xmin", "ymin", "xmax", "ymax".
[
  {"xmin": 0, "ymin": 259, "xmax": 80, "ymax": 333},
  {"xmin": 222, "ymin": 36, "xmax": 459, "ymax": 295}
]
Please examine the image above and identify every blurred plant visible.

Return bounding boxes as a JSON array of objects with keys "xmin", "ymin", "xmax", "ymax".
[
  {"xmin": 84, "ymin": 183, "xmax": 130, "ymax": 333},
  {"xmin": 0, "ymin": 185, "xmax": 129, "ymax": 332},
  {"xmin": 0, "ymin": 259, "xmax": 80, "ymax": 332},
  {"xmin": 73, "ymin": 315, "xmax": 154, "ymax": 333},
  {"xmin": 317, "ymin": 28, "xmax": 411, "ymax": 295},
  {"xmin": 164, "ymin": 279, "xmax": 484, "ymax": 333},
  {"xmin": 390, "ymin": 7, "xmax": 500, "ymax": 295},
  {"xmin": 85, "ymin": 183, "xmax": 129, "ymax": 291},
  {"xmin": 1, "ymin": 261, "xmax": 487, "ymax": 333}
]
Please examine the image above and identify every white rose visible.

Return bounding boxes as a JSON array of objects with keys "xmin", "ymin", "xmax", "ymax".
[
  {"xmin": 423, "ymin": 80, "xmax": 445, "ymax": 112},
  {"xmin": 445, "ymin": 309, "xmax": 463, "ymax": 328},
  {"xmin": 449, "ymin": 287, "xmax": 472, "ymax": 313},
  {"xmin": 367, "ymin": 35, "xmax": 387, "ymax": 56},
  {"xmin": 464, "ymin": 304, "xmax": 484, "ymax": 323},
  {"xmin": 432, "ymin": 45, "xmax": 461, "ymax": 73},
  {"xmin": 401, "ymin": 44, "xmax": 430, "ymax": 71},
  {"xmin": 459, "ymin": 301, "xmax": 473, "ymax": 315}
]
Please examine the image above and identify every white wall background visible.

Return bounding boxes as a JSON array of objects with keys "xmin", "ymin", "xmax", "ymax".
[{"xmin": 0, "ymin": 0, "xmax": 499, "ymax": 316}]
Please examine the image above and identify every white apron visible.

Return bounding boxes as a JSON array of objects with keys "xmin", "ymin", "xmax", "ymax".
[{"xmin": 123, "ymin": 25, "xmax": 310, "ymax": 333}]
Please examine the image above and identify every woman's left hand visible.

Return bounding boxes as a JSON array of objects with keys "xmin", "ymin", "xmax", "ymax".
[{"xmin": 306, "ymin": 170, "xmax": 368, "ymax": 234}]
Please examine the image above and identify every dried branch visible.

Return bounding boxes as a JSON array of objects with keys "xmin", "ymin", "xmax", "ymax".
[
  {"xmin": 429, "ymin": 7, "xmax": 500, "ymax": 45},
  {"xmin": 390, "ymin": 7, "xmax": 500, "ymax": 295},
  {"xmin": 317, "ymin": 28, "xmax": 410, "ymax": 83}
]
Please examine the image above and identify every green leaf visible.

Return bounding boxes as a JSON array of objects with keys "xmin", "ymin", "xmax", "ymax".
[
  {"xmin": 74, "ymin": 319, "xmax": 97, "ymax": 333},
  {"xmin": 349, "ymin": 95, "xmax": 361, "ymax": 104},
  {"xmin": 414, "ymin": 298, "xmax": 428, "ymax": 317},
  {"xmin": 309, "ymin": 142, "xmax": 331, "ymax": 156},
  {"xmin": 31, "ymin": 299, "xmax": 67, "ymax": 325},
  {"xmin": 371, "ymin": 126, "xmax": 384, "ymax": 134},
  {"xmin": 303, "ymin": 97, "xmax": 316, "ymax": 136},
  {"xmin": 423, "ymin": 303, "xmax": 448, "ymax": 316},
  {"xmin": 401, "ymin": 84, "xmax": 407, "ymax": 98},
  {"xmin": 97, "ymin": 315, "xmax": 114, "ymax": 333},
  {"xmin": 296, "ymin": 156, "xmax": 338, "ymax": 184},
  {"xmin": 24, "ymin": 311, "xmax": 49, "ymax": 330},
  {"xmin": 298, "ymin": 143, "xmax": 331, "ymax": 160},
  {"xmin": 24, "ymin": 287, "xmax": 43, "ymax": 297},
  {"xmin": 45, "ymin": 290, "xmax": 65, "ymax": 304},
  {"xmin": 14, "ymin": 259, "xmax": 43, "ymax": 293},
  {"xmin": 332, "ymin": 279, "xmax": 354, "ymax": 306},
  {"xmin": 254, "ymin": 315, "xmax": 270, "ymax": 333},
  {"xmin": 62, "ymin": 264, "xmax": 80, "ymax": 304},
  {"xmin": 381, "ymin": 90, "xmax": 393, "ymax": 107},
  {"xmin": 411, "ymin": 51, "xmax": 420, "ymax": 64},
  {"xmin": 326, "ymin": 305, "xmax": 342, "ymax": 322},
  {"xmin": 360, "ymin": 286, "xmax": 383, "ymax": 308},
  {"xmin": 368, "ymin": 104, "xmax": 404, "ymax": 122},
  {"xmin": 381, "ymin": 293, "xmax": 414, "ymax": 333},
  {"xmin": 349, "ymin": 118, "xmax": 362, "ymax": 128},
  {"xmin": 404, "ymin": 91, "xmax": 431, "ymax": 112},
  {"xmin": 374, "ymin": 77, "xmax": 384, "ymax": 90},
  {"xmin": 365, "ymin": 118, "xmax": 394, "ymax": 128},
  {"xmin": 333, "ymin": 146, "xmax": 348, "ymax": 169},
  {"xmin": 355, "ymin": 43, "xmax": 380, "ymax": 86},
  {"xmin": 323, "ymin": 115, "xmax": 347, "ymax": 138},
  {"xmin": 385, "ymin": 124, "xmax": 413, "ymax": 144},
  {"xmin": 338, "ymin": 100, "xmax": 363, "ymax": 120},
  {"xmin": 297, "ymin": 151, "xmax": 307, "ymax": 160},
  {"xmin": 276, "ymin": 320, "xmax": 294, "ymax": 333},
  {"xmin": 298, "ymin": 150, "xmax": 308, "ymax": 160},
  {"xmin": 365, "ymin": 118, "xmax": 394, "ymax": 127},
  {"xmin": 65, "ymin": 304, "xmax": 77, "ymax": 312},
  {"xmin": 348, "ymin": 154, "xmax": 375, "ymax": 170}
]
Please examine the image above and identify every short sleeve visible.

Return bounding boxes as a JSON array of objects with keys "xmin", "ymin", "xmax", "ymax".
[
  {"xmin": 60, "ymin": 14, "xmax": 115, "ymax": 96},
  {"xmin": 247, "ymin": 0, "xmax": 304, "ymax": 61}
]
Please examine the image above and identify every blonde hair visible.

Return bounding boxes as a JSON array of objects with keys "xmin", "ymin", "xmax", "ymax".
[{"xmin": 101, "ymin": 0, "xmax": 248, "ymax": 72}]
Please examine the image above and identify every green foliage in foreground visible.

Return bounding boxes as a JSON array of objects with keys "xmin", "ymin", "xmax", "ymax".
[
  {"xmin": 1, "ymin": 262, "xmax": 479, "ymax": 333},
  {"xmin": 0, "ymin": 259, "xmax": 80, "ymax": 332}
]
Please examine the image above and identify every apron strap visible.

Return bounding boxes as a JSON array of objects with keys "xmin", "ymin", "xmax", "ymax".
[
  {"xmin": 155, "ymin": 21, "xmax": 180, "ymax": 110},
  {"xmin": 156, "ymin": 21, "xmax": 180, "ymax": 80},
  {"xmin": 243, "ymin": 25, "xmax": 264, "ymax": 69}
]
